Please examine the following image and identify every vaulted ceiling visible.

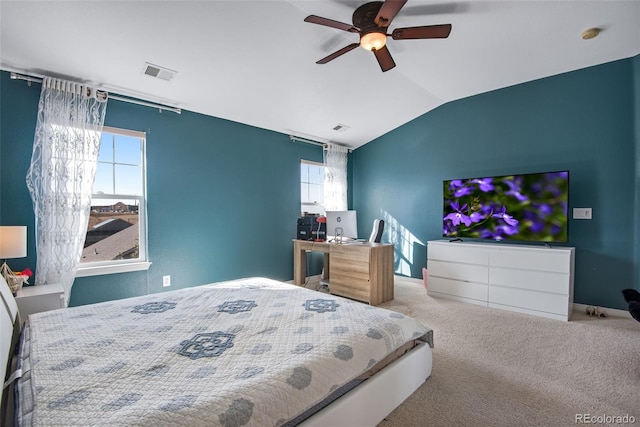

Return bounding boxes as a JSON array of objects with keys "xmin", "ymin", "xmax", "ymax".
[{"xmin": 2, "ymin": 1, "xmax": 639, "ymax": 149}]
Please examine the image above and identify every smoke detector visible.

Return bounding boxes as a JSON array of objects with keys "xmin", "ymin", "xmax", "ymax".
[
  {"xmin": 581, "ymin": 27, "xmax": 601, "ymax": 40},
  {"xmin": 142, "ymin": 62, "xmax": 177, "ymax": 81}
]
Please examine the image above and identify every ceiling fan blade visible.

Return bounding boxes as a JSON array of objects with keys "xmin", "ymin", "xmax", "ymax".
[
  {"xmin": 375, "ymin": 0, "xmax": 408, "ymax": 27},
  {"xmin": 392, "ymin": 24, "xmax": 452, "ymax": 40},
  {"xmin": 304, "ymin": 15, "xmax": 359, "ymax": 33},
  {"xmin": 316, "ymin": 43, "xmax": 360, "ymax": 64},
  {"xmin": 373, "ymin": 45, "xmax": 396, "ymax": 72}
]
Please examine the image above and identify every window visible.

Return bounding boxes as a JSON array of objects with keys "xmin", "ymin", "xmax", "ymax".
[
  {"xmin": 76, "ymin": 126, "xmax": 150, "ymax": 277},
  {"xmin": 301, "ymin": 160, "xmax": 325, "ymax": 215}
]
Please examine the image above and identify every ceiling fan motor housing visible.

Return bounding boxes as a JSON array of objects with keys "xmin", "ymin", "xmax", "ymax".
[{"xmin": 353, "ymin": 1, "xmax": 385, "ymax": 33}]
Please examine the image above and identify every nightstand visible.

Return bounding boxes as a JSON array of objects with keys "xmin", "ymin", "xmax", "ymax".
[{"xmin": 15, "ymin": 283, "xmax": 65, "ymax": 321}]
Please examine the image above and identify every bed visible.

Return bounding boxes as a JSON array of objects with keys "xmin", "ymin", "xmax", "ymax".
[{"xmin": 2, "ymin": 276, "xmax": 433, "ymax": 426}]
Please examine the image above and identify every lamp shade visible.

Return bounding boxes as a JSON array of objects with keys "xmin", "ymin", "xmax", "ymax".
[
  {"xmin": 360, "ymin": 31, "xmax": 387, "ymax": 51},
  {"xmin": 0, "ymin": 226, "xmax": 27, "ymax": 259}
]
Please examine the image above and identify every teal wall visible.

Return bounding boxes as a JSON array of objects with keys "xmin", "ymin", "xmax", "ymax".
[
  {"xmin": 353, "ymin": 56, "xmax": 639, "ymax": 310},
  {"xmin": 0, "ymin": 71, "xmax": 323, "ymax": 306},
  {"xmin": 3, "ymin": 55, "xmax": 638, "ymax": 311}
]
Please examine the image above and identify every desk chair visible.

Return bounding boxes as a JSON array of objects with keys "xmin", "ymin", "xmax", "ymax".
[
  {"xmin": 622, "ymin": 289, "xmax": 640, "ymax": 322},
  {"xmin": 369, "ymin": 219, "xmax": 384, "ymax": 243}
]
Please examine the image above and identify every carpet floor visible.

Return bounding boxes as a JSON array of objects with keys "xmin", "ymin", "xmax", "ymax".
[
  {"xmin": 304, "ymin": 275, "xmax": 640, "ymax": 426},
  {"xmin": 381, "ymin": 276, "xmax": 640, "ymax": 427}
]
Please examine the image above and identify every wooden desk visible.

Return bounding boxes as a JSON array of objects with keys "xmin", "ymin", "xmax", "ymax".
[{"xmin": 293, "ymin": 240, "xmax": 394, "ymax": 306}]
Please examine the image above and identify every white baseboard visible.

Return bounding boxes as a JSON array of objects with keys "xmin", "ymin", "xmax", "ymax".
[{"xmin": 572, "ymin": 303, "xmax": 631, "ymax": 319}]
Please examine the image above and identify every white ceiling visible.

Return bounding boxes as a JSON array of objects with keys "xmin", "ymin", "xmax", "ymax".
[{"xmin": 1, "ymin": 1, "xmax": 639, "ymax": 149}]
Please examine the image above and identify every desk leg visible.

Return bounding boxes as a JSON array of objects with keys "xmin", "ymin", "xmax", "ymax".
[
  {"xmin": 323, "ymin": 253, "xmax": 330, "ymax": 281},
  {"xmin": 294, "ymin": 246, "xmax": 306, "ymax": 285}
]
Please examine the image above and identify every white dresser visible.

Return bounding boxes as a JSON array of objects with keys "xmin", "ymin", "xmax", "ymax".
[{"xmin": 427, "ymin": 240, "xmax": 575, "ymax": 321}]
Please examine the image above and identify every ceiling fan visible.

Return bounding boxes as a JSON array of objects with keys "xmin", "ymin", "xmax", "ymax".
[{"xmin": 304, "ymin": 0, "xmax": 452, "ymax": 72}]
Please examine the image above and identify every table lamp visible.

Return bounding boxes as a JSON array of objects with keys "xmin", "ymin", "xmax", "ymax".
[{"xmin": 0, "ymin": 226, "xmax": 27, "ymax": 285}]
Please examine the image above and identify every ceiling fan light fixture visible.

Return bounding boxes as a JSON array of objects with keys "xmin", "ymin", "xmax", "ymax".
[{"xmin": 360, "ymin": 31, "xmax": 387, "ymax": 51}]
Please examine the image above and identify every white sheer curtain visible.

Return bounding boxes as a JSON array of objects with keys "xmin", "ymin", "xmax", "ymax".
[
  {"xmin": 323, "ymin": 143, "xmax": 348, "ymax": 211},
  {"xmin": 26, "ymin": 76, "xmax": 107, "ymax": 305}
]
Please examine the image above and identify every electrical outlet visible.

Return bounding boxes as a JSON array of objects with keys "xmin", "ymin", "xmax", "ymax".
[
  {"xmin": 573, "ymin": 208, "xmax": 592, "ymax": 220},
  {"xmin": 163, "ymin": 275, "xmax": 171, "ymax": 287}
]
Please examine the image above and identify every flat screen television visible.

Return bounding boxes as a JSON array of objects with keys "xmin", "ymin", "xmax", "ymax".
[{"xmin": 442, "ymin": 171, "xmax": 569, "ymax": 243}]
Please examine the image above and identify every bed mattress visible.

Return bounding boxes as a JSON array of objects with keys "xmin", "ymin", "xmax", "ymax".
[{"xmin": 16, "ymin": 277, "xmax": 431, "ymax": 426}]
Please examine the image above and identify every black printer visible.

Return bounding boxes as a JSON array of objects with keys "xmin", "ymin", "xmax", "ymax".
[{"xmin": 297, "ymin": 214, "xmax": 326, "ymax": 241}]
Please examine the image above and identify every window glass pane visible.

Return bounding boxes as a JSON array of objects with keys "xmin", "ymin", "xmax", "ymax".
[
  {"xmin": 115, "ymin": 164, "xmax": 141, "ymax": 195},
  {"xmin": 301, "ymin": 161, "xmax": 325, "ymax": 215},
  {"xmin": 83, "ymin": 197, "xmax": 140, "ymax": 263},
  {"xmin": 308, "ymin": 183, "xmax": 323, "ymax": 205},
  {"xmin": 114, "ymin": 135, "xmax": 141, "ymax": 164},
  {"xmin": 301, "ymin": 163, "xmax": 310, "ymax": 203},
  {"xmin": 308, "ymin": 164, "xmax": 324, "ymax": 185},
  {"xmin": 98, "ymin": 133, "xmax": 113, "ymax": 162},
  {"xmin": 93, "ymin": 164, "xmax": 113, "ymax": 195}
]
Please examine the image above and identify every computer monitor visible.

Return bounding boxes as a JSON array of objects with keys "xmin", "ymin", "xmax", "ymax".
[{"xmin": 326, "ymin": 210, "xmax": 358, "ymax": 240}]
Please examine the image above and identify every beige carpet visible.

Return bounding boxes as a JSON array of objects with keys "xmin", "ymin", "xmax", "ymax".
[
  {"xmin": 303, "ymin": 275, "xmax": 640, "ymax": 426},
  {"xmin": 381, "ymin": 276, "xmax": 640, "ymax": 427}
]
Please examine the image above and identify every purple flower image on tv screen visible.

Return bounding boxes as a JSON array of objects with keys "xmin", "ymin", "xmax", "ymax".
[{"xmin": 442, "ymin": 171, "xmax": 569, "ymax": 242}]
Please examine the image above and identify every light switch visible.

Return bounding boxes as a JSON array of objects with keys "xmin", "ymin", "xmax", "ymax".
[{"xmin": 573, "ymin": 208, "xmax": 592, "ymax": 220}]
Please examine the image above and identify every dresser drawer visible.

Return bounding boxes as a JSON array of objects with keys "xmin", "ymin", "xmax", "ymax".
[
  {"xmin": 488, "ymin": 286, "xmax": 569, "ymax": 315},
  {"xmin": 429, "ymin": 242, "xmax": 488, "ymax": 265},
  {"xmin": 489, "ymin": 268, "xmax": 570, "ymax": 295},
  {"xmin": 428, "ymin": 276, "xmax": 488, "ymax": 302},
  {"xmin": 330, "ymin": 282, "xmax": 371, "ymax": 303},
  {"xmin": 489, "ymin": 248, "xmax": 572, "ymax": 273},
  {"xmin": 428, "ymin": 260, "xmax": 489, "ymax": 284}
]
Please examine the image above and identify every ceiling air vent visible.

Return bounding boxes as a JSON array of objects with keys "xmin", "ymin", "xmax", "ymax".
[
  {"xmin": 142, "ymin": 62, "xmax": 176, "ymax": 82},
  {"xmin": 332, "ymin": 124, "xmax": 350, "ymax": 133}
]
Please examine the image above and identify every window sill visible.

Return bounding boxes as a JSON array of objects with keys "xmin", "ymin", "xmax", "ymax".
[{"xmin": 75, "ymin": 261, "xmax": 152, "ymax": 278}]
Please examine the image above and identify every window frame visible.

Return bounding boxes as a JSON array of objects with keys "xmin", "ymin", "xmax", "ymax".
[
  {"xmin": 300, "ymin": 159, "xmax": 326, "ymax": 215},
  {"xmin": 75, "ymin": 126, "xmax": 151, "ymax": 277}
]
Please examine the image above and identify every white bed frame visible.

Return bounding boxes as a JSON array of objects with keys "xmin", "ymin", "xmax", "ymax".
[
  {"xmin": 1, "ymin": 276, "xmax": 19, "ymax": 383},
  {"xmin": 302, "ymin": 342, "xmax": 432, "ymax": 426},
  {"xmin": 1, "ymin": 276, "xmax": 21, "ymax": 426},
  {"xmin": 1, "ymin": 278, "xmax": 432, "ymax": 427}
]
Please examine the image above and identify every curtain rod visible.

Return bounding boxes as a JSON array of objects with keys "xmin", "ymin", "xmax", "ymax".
[
  {"xmin": 289, "ymin": 135, "xmax": 326, "ymax": 148},
  {"xmin": 288, "ymin": 135, "xmax": 352, "ymax": 152},
  {"xmin": 10, "ymin": 72, "xmax": 181, "ymax": 114}
]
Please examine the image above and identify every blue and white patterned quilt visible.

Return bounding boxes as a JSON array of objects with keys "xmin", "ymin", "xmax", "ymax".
[{"xmin": 17, "ymin": 277, "xmax": 431, "ymax": 426}]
